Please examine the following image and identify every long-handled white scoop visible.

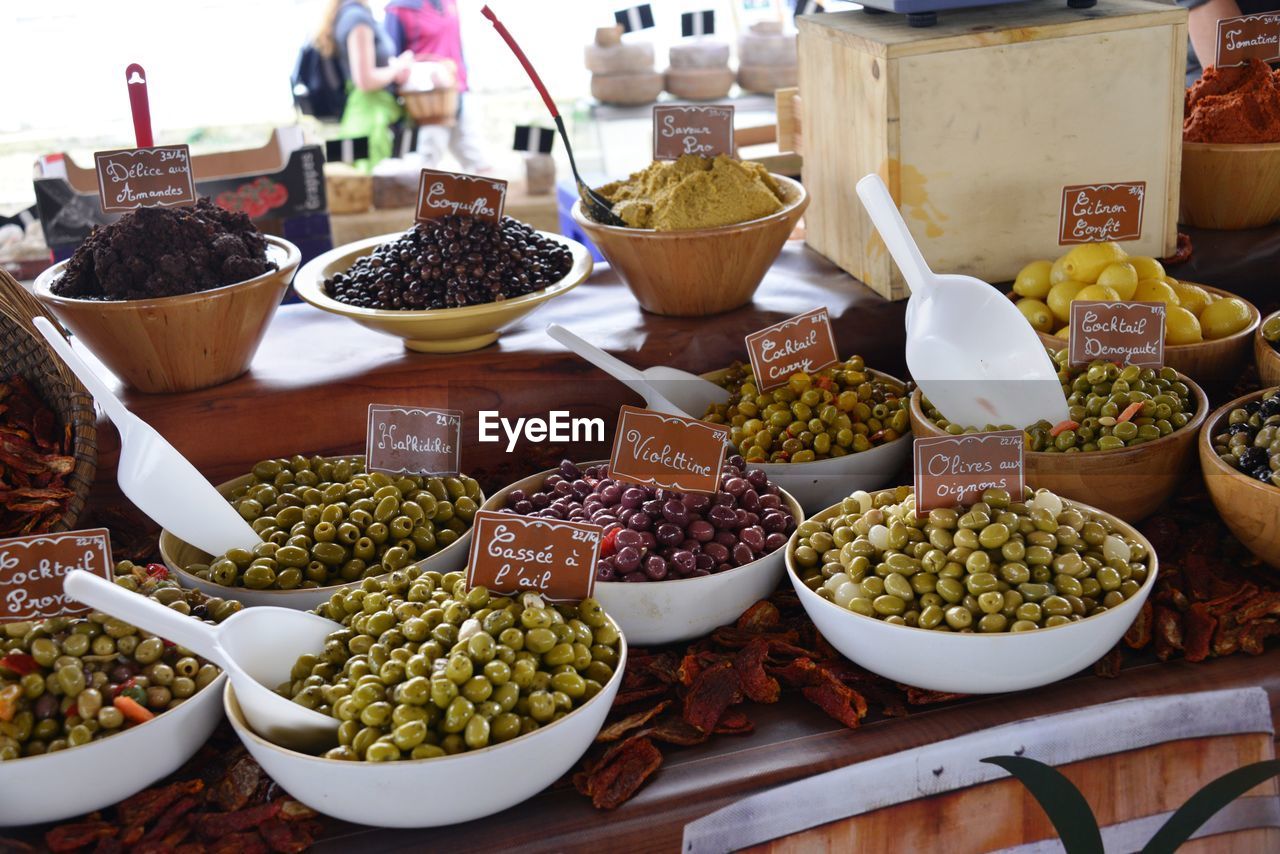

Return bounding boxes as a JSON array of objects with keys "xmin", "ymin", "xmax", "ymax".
[
  {"xmin": 33, "ymin": 317, "xmax": 260, "ymax": 556},
  {"xmin": 855, "ymin": 175, "xmax": 1069, "ymax": 430},
  {"xmin": 546, "ymin": 323, "xmax": 729, "ymax": 418},
  {"xmin": 64, "ymin": 571, "xmax": 340, "ymax": 752}
]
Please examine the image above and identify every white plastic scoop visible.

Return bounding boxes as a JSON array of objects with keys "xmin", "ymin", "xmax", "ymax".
[
  {"xmin": 855, "ymin": 175, "xmax": 1069, "ymax": 430},
  {"xmin": 34, "ymin": 317, "xmax": 260, "ymax": 556},
  {"xmin": 546, "ymin": 323, "xmax": 729, "ymax": 418},
  {"xmin": 64, "ymin": 571, "xmax": 341, "ymax": 752}
]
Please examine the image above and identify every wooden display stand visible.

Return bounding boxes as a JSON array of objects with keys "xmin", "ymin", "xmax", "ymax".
[{"xmin": 797, "ymin": 0, "xmax": 1187, "ymax": 300}]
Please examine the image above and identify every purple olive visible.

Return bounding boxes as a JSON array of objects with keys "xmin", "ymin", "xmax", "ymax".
[
  {"xmin": 621, "ymin": 487, "xmax": 646, "ymax": 509},
  {"xmin": 741, "ymin": 526, "xmax": 765, "ymax": 552},
  {"xmin": 765, "ymin": 532, "xmax": 789, "ymax": 551},
  {"xmin": 670, "ymin": 550, "xmax": 696, "ymax": 575},
  {"xmin": 746, "ymin": 469, "xmax": 768, "ymax": 489},
  {"xmin": 689, "ymin": 520, "xmax": 715, "ymax": 542},
  {"xmin": 514, "ymin": 500, "xmax": 533, "ymax": 514},
  {"xmin": 615, "ymin": 528, "xmax": 643, "ymax": 550},
  {"xmin": 724, "ymin": 477, "xmax": 748, "ymax": 496},
  {"xmin": 615, "ymin": 546, "xmax": 641, "ymax": 572},
  {"xmin": 732, "ymin": 543, "xmax": 754, "ymax": 566},
  {"xmin": 694, "ymin": 553, "xmax": 715, "ymax": 570},
  {"xmin": 559, "ymin": 460, "xmax": 582, "ymax": 480},
  {"xmin": 656, "ymin": 522, "xmax": 683, "ymax": 547},
  {"xmin": 622, "ymin": 571, "xmax": 646, "ymax": 583},
  {"xmin": 643, "ymin": 555, "xmax": 668, "ymax": 580},
  {"xmin": 627, "ymin": 512, "xmax": 652, "ymax": 532},
  {"xmin": 714, "ymin": 531, "xmax": 737, "ymax": 548},
  {"xmin": 705, "ymin": 542, "xmax": 729, "ymax": 563}
]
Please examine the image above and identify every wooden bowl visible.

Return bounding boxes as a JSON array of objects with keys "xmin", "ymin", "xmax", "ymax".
[
  {"xmin": 292, "ymin": 231, "xmax": 592, "ymax": 353},
  {"xmin": 1022, "ymin": 285, "xmax": 1259, "ymax": 384},
  {"xmin": 1181, "ymin": 141, "xmax": 1280, "ymax": 230},
  {"xmin": 401, "ymin": 88, "xmax": 458, "ymax": 126},
  {"xmin": 1200, "ymin": 387, "xmax": 1280, "ymax": 569},
  {"xmin": 571, "ymin": 175, "xmax": 808, "ymax": 317},
  {"xmin": 34, "ymin": 237, "xmax": 300, "ymax": 394},
  {"xmin": 1255, "ymin": 311, "xmax": 1280, "ymax": 388},
  {"xmin": 908, "ymin": 375, "xmax": 1209, "ymax": 523}
]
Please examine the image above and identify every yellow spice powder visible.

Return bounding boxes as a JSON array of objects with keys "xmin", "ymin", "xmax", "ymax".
[{"xmin": 597, "ymin": 154, "xmax": 787, "ymax": 231}]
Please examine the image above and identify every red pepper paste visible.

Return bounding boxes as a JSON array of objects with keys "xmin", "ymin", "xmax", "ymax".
[{"xmin": 1184, "ymin": 59, "xmax": 1280, "ymax": 144}]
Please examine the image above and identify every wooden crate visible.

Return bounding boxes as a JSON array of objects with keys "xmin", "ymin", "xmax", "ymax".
[{"xmin": 798, "ymin": 0, "xmax": 1187, "ymax": 301}]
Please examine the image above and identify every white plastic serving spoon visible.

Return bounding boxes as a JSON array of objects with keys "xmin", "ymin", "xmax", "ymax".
[
  {"xmin": 546, "ymin": 323, "xmax": 729, "ymax": 418},
  {"xmin": 855, "ymin": 175, "xmax": 1069, "ymax": 430},
  {"xmin": 64, "ymin": 571, "xmax": 340, "ymax": 753},
  {"xmin": 33, "ymin": 317, "xmax": 260, "ymax": 557}
]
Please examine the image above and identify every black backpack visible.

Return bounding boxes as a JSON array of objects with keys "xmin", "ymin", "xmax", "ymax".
[{"xmin": 291, "ymin": 42, "xmax": 347, "ymax": 120}]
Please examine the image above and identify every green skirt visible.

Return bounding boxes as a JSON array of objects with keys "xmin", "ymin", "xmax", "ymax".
[{"xmin": 339, "ymin": 86, "xmax": 402, "ymax": 172}]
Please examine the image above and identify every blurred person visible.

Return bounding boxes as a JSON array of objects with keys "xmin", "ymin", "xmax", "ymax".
[
  {"xmin": 385, "ymin": 0, "xmax": 493, "ymax": 174},
  {"xmin": 315, "ymin": 0, "xmax": 415, "ymax": 168},
  {"xmin": 1181, "ymin": 0, "xmax": 1280, "ymax": 83}
]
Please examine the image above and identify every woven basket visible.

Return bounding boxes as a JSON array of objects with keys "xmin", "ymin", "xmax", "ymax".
[
  {"xmin": 0, "ymin": 268, "xmax": 97, "ymax": 532},
  {"xmin": 402, "ymin": 88, "xmax": 458, "ymax": 126}
]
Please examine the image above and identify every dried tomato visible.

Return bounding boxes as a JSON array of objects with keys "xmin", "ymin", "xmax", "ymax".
[
  {"xmin": 45, "ymin": 821, "xmax": 118, "ymax": 852},
  {"xmin": 0, "ymin": 652, "xmax": 38, "ymax": 676},
  {"xmin": 682, "ymin": 660, "xmax": 743, "ymax": 733},
  {"xmin": 575, "ymin": 736, "xmax": 664, "ymax": 810},
  {"xmin": 735, "ymin": 600, "xmax": 781, "ymax": 632},
  {"xmin": 1183, "ymin": 603, "xmax": 1217, "ymax": 663},
  {"xmin": 734, "ymin": 637, "xmax": 781, "ymax": 704},
  {"xmin": 597, "ymin": 700, "xmax": 670, "ymax": 743}
]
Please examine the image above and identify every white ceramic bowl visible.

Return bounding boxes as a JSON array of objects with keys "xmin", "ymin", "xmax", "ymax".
[
  {"xmin": 482, "ymin": 462, "xmax": 804, "ymax": 645},
  {"xmin": 159, "ymin": 462, "xmax": 480, "ymax": 610},
  {"xmin": 701, "ymin": 368, "xmax": 912, "ymax": 514},
  {"xmin": 0, "ymin": 673, "xmax": 226, "ymax": 827},
  {"xmin": 786, "ymin": 490, "xmax": 1159, "ymax": 694},
  {"xmin": 223, "ymin": 631, "xmax": 626, "ymax": 827}
]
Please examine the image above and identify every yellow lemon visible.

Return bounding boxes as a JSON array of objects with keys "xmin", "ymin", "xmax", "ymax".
[
  {"xmin": 1061, "ymin": 242, "xmax": 1127, "ymax": 283},
  {"xmin": 1074, "ymin": 284, "xmax": 1122, "ymax": 302},
  {"xmin": 1047, "ymin": 280, "xmax": 1087, "ymax": 323},
  {"xmin": 1055, "ymin": 325, "xmax": 1071, "ymax": 340},
  {"xmin": 1164, "ymin": 305, "xmax": 1203, "ymax": 345},
  {"xmin": 1129, "ymin": 256, "xmax": 1165, "ymax": 281},
  {"xmin": 1199, "ymin": 297, "xmax": 1253, "ymax": 340},
  {"xmin": 1133, "ymin": 278, "xmax": 1181, "ymax": 309},
  {"xmin": 1096, "ymin": 262, "xmax": 1138, "ymax": 300},
  {"xmin": 1013, "ymin": 260, "xmax": 1054, "ymax": 299},
  {"xmin": 1170, "ymin": 281, "xmax": 1210, "ymax": 317},
  {"xmin": 1049, "ymin": 255, "xmax": 1073, "ymax": 285},
  {"xmin": 1015, "ymin": 298, "xmax": 1055, "ymax": 333}
]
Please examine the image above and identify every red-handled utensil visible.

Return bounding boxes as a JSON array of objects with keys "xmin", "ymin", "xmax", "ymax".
[
  {"xmin": 481, "ymin": 6, "xmax": 625, "ymax": 227},
  {"xmin": 125, "ymin": 63, "xmax": 153, "ymax": 148}
]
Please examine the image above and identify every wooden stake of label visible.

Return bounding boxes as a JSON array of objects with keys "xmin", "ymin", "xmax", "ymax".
[
  {"xmin": 1058, "ymin": 182, "xmax": 1146, "ymax": 245},
  {"xmin": 94, "ymin": 145, "xmax": 196, "ymax": 213},
  {"xmin": 913, "ymin": 432, "xmax": 1024, "ymax": 517},
  {"xmin": 0, "ymin": 529, "xmax": 113, "ymax": 624},
  {"xmin": 609, "ymin": 405, "xmax": 729, "ymax": 494},
  {"xmin": 1068, "ymin": 301, "xmax": 1166, "ymax": 368},
  {"xmin": 745, "ymin": 308, "xmax": 840, "ymax": 392},
  {"xmin": 652, "ymin": 105, "xmax": 735, "ymax": 160},
  {"xmin": 1215, "ymin": 13, "xmax": 1280, "ymax": 67},
  {"xmin": 465, "ymin": 511, "xmax": 601, "ymax": 602},
  {"xmin": 366, "ymin": 404, "xmax": 463, "ymax": 477},
  {"xmin": 415, "ymin": 169, "xmax": 507, "ymax": 224}
]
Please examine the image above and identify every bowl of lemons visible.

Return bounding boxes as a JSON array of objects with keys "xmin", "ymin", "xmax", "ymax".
[{"xmin": 1009, "ymin": 241, "xmax": 1258, "ymax": 384}]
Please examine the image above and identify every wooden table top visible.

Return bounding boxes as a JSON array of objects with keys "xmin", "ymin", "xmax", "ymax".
[{"xmin": 61, "ymin": 228, "xmax": 1280, "ymax": 851}]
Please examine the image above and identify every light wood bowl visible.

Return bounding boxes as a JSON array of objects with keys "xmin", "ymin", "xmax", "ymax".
[
  {"xmin": 1200, "ymin": 387, "xmax": 1280, "ymax": 570},
  {"xmin": 34, "ymin": 236, "xmax": 300, "ymax": 394},
  {"xmin": 570, "ymin": 175, "xmax": 808, "ymax": 317},
  {"xmin": 401, "ymin": 88, "xmax": 458, "ymax": 126},
  {"xmin": 1255, "ymin": 311, "xmax": 1280, "ymax": 389},
  {"xmin": 292, "ymin": 230, "xmax": 592, "ymax": 353},
  {"xmin": 1026, "ymin": 285, "xmax": 1260, "ymax": 385},
  {"xmin": 1181, "ymin": 140, "xmax": 1280, "ymax": 230},
  {"xmin": 908, "ymin": 374, "xmax": 1209, "ymax": 523}
]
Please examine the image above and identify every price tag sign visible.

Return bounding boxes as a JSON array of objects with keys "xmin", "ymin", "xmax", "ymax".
[
  {"xmin": 94, "ymin": 145, "xmax": 196, "ymax": 213},
  {"xmin": 1058, "ymin": 182, "xmax": 1146, "ymax": 245},
  {"xmin": 415, "ymin": 169, "xmax": 507, "ymax": 225},
  {"xmin": 913, "ymin": 432, "xmax": 1024, "ymax": 517},
  {"xmin": 465, "ymin": 511, "xmax": 602, "ymax": 602},
  {"xmin": 652, "ymin": 105, "xmax": 735, "ymax": 160},
  {"xmin": 609, "ymin": 405, "xmax": 729, "ymax": 494},
  {"xmin": 1068, "ymin": 301, "xmax": 1165, "ymax": 368},
  {"xmin": 745, "ymin": 308, "xmax": 840, "ymax": 392},
  {"xmin": 366, "ymin": 404, "xmax": 463, "ymax": 477},
  {"xmin": 0, "ymin": 529, "xmax": 113, "ymax": 624},
  {"xmin": 1215, "ymin": 13, "xmax": 1280, "ymax": 67}
]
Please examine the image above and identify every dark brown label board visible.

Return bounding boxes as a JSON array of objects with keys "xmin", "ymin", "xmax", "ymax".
[
  {"xmin": 465, "ymin": 511, "xmax": 601, "ymax": 602},
  {"xmin": 415, "ymin": 169, "xmax": 507, "ymax": 224},
  {"xmin": 744, "ymin": 308, "xmax": 840, "ymax": 392},
  {"xmin": 94, "ymin": 145, "xmax": 196, "ymax": 213},
  {"xmin": 609, "ymin": 406, "xmax": 729, "ymax": 494},
  {"xmin": 0, "ymin": 529, "xmax": 113, "ymax": 623},
  {"xmin": 366, "ymin": 404, "xmax": 463, "ymax": 477},
  {"xmin": 1068, "ymin": 301, "xmax": 1166, "ymax": 368},
  {"xmin": 1058, "ymin": 182, "xmax": 1146, "ymax": 245},
  {"xmin": 913, "ymin": 432, "xmax": 1025, "ymax": 516},
  {"xmin": 652, "ymin": 105, "xmax": 735, "ymax": 159}
]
